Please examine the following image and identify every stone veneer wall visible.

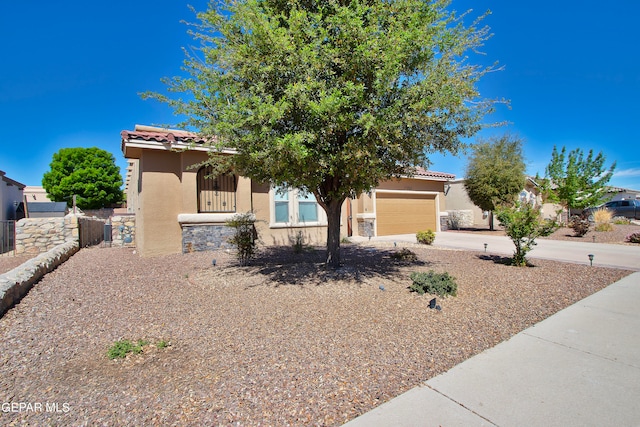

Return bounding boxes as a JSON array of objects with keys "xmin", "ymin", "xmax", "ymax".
[
  {"xmin": 14, "ymin": 217, "xmax": 72, "ymax": 255},
  {"xmin": 445, "ymin": 210, "xmax": 474, "ymax": 229},
  {"xmin": 182, "ymin": 224, "xmax": 234, "ymax": 253},
  {"xmin": 109, "ymin": 215, "xmax": 136, "ymax": 247},
  {"xmin": 0, "ymin": 241, "xmax": 79, "ymax": 317},
  {"xmin": 14, "ymin": 214, "xmax": 109, "ymax": 255}
]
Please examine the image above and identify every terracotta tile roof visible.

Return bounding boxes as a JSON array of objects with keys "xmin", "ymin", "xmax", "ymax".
[
  {"xmin": 120, "ymin": 128, "xmax": 210, "ymax": 144},
  {"xmin": 412, "ymin": 166, "xmax": 455, "ymax": 180},
  {"xmin": 121, "ymin": 126, "xmax": 456, "ymax": 180}
]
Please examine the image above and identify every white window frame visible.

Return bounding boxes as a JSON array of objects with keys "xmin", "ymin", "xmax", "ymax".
[{"xmin": 269, "ymin": 187, "xmax": 327, "ymax": 228}]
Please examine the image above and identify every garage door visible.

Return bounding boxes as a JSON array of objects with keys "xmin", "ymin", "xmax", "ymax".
[{"xmin": 376, "ymin": 192, "xmax": 437, "ymax": 235}]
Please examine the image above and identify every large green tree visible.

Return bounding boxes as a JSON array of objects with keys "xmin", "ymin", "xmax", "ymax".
[
  {"xmin": 543, "ymin": 146, "xmax": 616, "ymax": 213},
  {"xmin": 464, "ymin": 134, "xmax": 526, "ymax": 230},
  {"xmin": 42, "ymin": 147, "xmax": 124, "ymax": 210},
  {"xmin": 152, "ymin": 0, "xmax": 502, "ymax": 267}
]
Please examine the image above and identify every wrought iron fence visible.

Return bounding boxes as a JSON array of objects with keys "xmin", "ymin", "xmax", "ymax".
[{"xmin": 0, "ymin": 221, "xmax": 15, "ymax": 254}]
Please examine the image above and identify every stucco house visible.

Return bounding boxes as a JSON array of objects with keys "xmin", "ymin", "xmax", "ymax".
[
  {"xmin": 121, "ymin": 125, "xmax": 454, "ymax": 256},
  {"xmin": 605, "ymin": 186, "xmax": 639, "ymax": 202},
  {"xmin": 0, "ymin": 170, "xmax": 25, "ymax": 221},
  {"xmin": 23, "ymin": 186, "xmax": 51, "ymax": 202},
  {"xmin": 445, "ymin": 177, "xmax": 561, "ymax": 228}
]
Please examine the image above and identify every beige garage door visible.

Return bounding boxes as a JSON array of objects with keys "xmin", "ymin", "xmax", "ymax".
[{"xmin": 376, "ymin": 192, "xmax": 437, "ymax": 235}]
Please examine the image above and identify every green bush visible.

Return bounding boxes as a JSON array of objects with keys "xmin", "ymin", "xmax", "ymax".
[
  {"xmin": 613, "ymin": 216, "xmax": 631, "ymax": 225},
  {"xmin": 595, "ymin": 222, "xmax": 614, "ymax": 232},
  {"xmin": 416, "ymin": 230, "xmax": 435, "ymax": 245},
  {"xmin": 409, "ymin": 271, "xmax": 457, "ymax": 297},
  {"xmin": 390, "ymin": 248, "xmax": 417, "ymax": 262},
  {"xmin": 226, "ymin": 212, "xmax": 259, "ymax": 265},
  {"xmin": 626, "ymin": 232, "xmax": 640, "ymax": 244},
  {"xmin": 569, "ymin": 215, "xmax": 590, "ymax": 237},
  {"xmin": 495, "ymin": 203, "xmax": 557, "ymax": 267}
]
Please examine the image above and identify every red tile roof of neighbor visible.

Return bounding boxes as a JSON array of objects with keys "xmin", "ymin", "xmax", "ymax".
[
  {"xmin": 120, "ymin": 127, "xmax": 210, "ymax": 144},
  {"xmin": 412, "ymin": 166, "xmax": 455, "ymax": 180},
  {"xmin": 121, "ymin": 125, "xmax": 455, "ymax": 180}
]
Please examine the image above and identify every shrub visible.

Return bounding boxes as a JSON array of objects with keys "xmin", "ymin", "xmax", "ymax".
[
  {"xmin": 390, "ymin": 248, "xmax": 417, "ymax": 262},
  {"xmin": 416, "ymin": 230, "xmax": 435, "ymax": 245},
  {"xmin": 226, "ymin": 212, "xmax": 259, "ymax": 266},
  {"xmin": 595, "ymin": 222, "xmax": 614, "ymax": 232},
  {"xmin": 626, "ymin": 232, "xmax": 640, "ymax": 244},
  {"xmin": 593, "ymin": 208, "xmax": 613, "ymax": 226},
  {"xmin": 568, "ymin": 215, "xmax": 590, "ymax": 237},
  {"xmin": 613, "ymin": 216, "xmax": 631, "ymax": 225},
  {"xmin": 495, "ymin": 202, "xmax": 557, "ymax": 267},
  {"xmin": 409, "ymin": 271, "xmax": 457, "ymax": 297},
  {"xmin": 293, "ymin": 231, "xmax": 305, "ymax": 254},
  {"xmin": 447, "ymin": 211, "xmax": 462, "ymax": 230}
]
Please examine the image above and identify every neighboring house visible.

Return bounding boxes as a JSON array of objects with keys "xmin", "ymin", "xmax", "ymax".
[
  {"xmin": 605, "ymin": 186, "xmax": 639, "ymax": 202},
  {"xmin": 445, "ymin": 177, "xmax": 561, "ymax": 228},
  {"xmin": 25, "ymin": 202, "xmax": 68, "ymax": 218},
  {"xmin": 0, "ymin": 170, "xmax": 26, "ymax": 221},
  {"xmin": 23, "ymin": 186, "xmax": 51, "ymax": 202},
  {"xmin": 121, "ymin": 124, "xmax": 453, "ymax": 256}
]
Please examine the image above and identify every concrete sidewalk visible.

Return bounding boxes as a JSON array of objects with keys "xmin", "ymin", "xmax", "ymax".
[{"xmin": 343, "ymin": 271, "xmax": 640, "ymax": 426}]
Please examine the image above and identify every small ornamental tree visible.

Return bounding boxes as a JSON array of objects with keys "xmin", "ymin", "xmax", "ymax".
[
  {"xmin": 464, "ymin": 135, "xmax": 526, "ymax": 230},
  {"xmin": 42, "ymin": 147, "xmax": 123, "ymax": 210},
  {"xmin": 544, "ymin": 146, "xmax": 616, "ymax": 215},
  {"xmin": 495, "ymin": 202, "xmax": 557, "ymax": 267},
  {"xmin": 149, "ymin": 0, "xmax": 503, "ymax": 267}
]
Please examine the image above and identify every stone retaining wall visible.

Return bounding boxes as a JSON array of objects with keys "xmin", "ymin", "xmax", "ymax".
[
  {"xmin": 14, "ymin": 214, "xmax": 109, "ymax": 254},
  {"xmin": 15, "ymin": 217, "xmax": 70, "ymax": 255},
  {"xmin": 0, "ymin": 241, "xmax": 79, "ymax": 317}
]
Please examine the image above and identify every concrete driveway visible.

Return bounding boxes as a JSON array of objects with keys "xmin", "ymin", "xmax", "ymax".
[{"xmin": 353, "ymin": 231, "xmax": 640, "ymax": 271}]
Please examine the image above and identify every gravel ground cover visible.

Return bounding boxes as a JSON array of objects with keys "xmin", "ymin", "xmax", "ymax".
[
  {"xmin": 541, "ymin": 223, "xmax": 640, "ymax": 244},
  {"xmin": 0, "ymin": 244, "xmax": 632, "ymax": 426},
  {"xmin": 0, "ymin": 255, "xmax": 34, "ymax": 275}
]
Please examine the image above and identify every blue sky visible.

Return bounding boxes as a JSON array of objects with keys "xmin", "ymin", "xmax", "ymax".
[{"xmin": 1, "ymin": 1, "xmax": 639, "ymax": 191}]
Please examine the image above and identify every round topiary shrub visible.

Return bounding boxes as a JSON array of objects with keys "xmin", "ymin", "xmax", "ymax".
[
  {"xmin": 409, "ymin": 271, "xmax": 457, "ymax": 297},
  {"xmin": 416, "ymin": 229, "xmax": 435, "ymax": 245}
]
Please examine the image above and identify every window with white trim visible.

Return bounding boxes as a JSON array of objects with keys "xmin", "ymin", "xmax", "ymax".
[{"xmin": 271, "ymin": 186, "xmax": 325, "ymax": 226}]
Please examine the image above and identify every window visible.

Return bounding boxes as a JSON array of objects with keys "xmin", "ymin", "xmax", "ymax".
[
  {"xmin": 272, "ymin": 186, "xmax": 324, "ymax": 226},
  {"xmin": 197, "ymin": 166, "xmax": 237, "ymax": 213},
  {"xmin": 274, "ymin": 189, "xmax": 289, "ymax": 222},
  {"xmin": 298, "ymin": 192, "xmax": 319, "ymax": 222}
]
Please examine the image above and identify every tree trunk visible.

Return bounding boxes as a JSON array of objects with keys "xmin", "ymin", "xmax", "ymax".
[
  {"xmin": 325, "ymin": 199, "xmax": 343, "ymax": 269},
  {"xmin": 489, "ymin": 211, "xmax": 494, "ymax": 231}
]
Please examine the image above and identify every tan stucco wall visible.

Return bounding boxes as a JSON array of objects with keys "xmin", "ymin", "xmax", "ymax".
[
  {"xmin": 137, "ymin": 150, "xmax": 184, "ymax": 256},
  {"xmin": 445, "ymin": 180, "xmax": 489, "ymax": 226}
]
